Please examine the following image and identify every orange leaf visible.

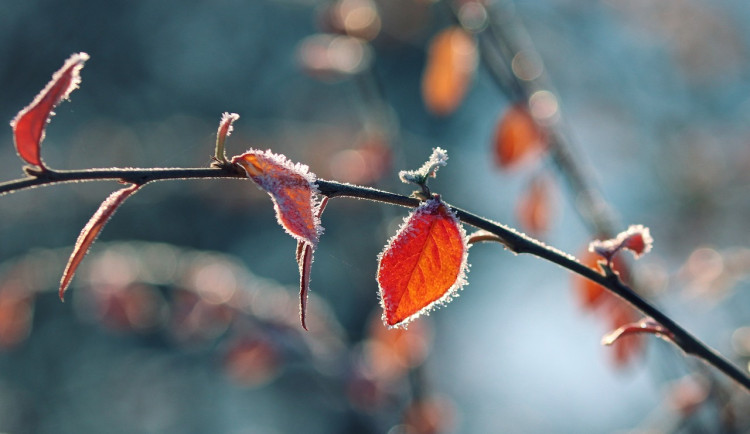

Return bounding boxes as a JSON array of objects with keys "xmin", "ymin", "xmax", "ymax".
[
  {"xmin": 10, "ymin": 52, "xmax": 89, "ymax": 168},
  {"xmin": 421, "ymin": 26, "xmax": 477, "ymax": 116},
  {"xmin": 573, "ymin": 247, "xmax": 629, "ymax": 310},
  {"xmin": 377, "ymin": 197, "xmax": 469, "ymax": 327},
  {"xmin": 59, "ymin": 184, "xmax": 141, "ymax": 300},
  {"xmin": 493, "ymin": 103, "xmax": 546, "ymax": 169},
  {"xmin": 516, "ymin": 175, "xmax": 555, "ymax": 235},
  {"xmin": 232, "ymin": 149, "xmax": 323, "ymax": 247}
]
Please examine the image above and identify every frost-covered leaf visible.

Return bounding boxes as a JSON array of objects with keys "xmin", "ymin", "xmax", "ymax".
[
  {"xmin": 297, "ymin": 196, "xmax": 328, "ymax": 330},
  {"xmin": 10, "ymin": 52, "xmax": 89, "ymax": 168},
  {"xmin": 398, "ymin": 147, "xmax": 448, "ymax": 185},
  {"xmin": 232, "ymin": 149, "xmax": 323, "ymax": 247},
  {"xmin": 589, "ymin": 224, "xmax": 653, "ymax": 262},
  {"xmin": 215, "ymin": 112, "xmax": 239, "ymax": 161},
  {"xmin": 59, "ymin": 184, "xmax": 141, "ymax": 300},
  {"xmin": 377, "ymin": 197, "xmax": 469, "ymax": 328}
]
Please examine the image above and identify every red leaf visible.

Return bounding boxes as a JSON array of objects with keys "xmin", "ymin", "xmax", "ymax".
[
  {"xmin": 421, "ymin": 26, "xmax": 477, "ymax": 116},
  {"xmin": 59, "ymin": 184, "xmax": 141, "ymax": 300},
  {"xmin": 377, "ymin": 197, "xmax": 469, "ymax": 327},
  {"xmin": 606, "ymin": 302, "xmax": 645, "ymax": 367},
  {"xmin": 573, "ymin": 247, "xmax": 629, "ymax": 310},
  {"xmin": 493, "ymin": 103, "xmax": 546, "ymax": 169},
  {"xmin": 10, "ymin": 52, "xmax": 89, "ymax": 168},
  {"xmin": 516, "ymin": 175, "xmax": 555, "ymax": 235},
  {"xmin": 232, "ymin": 149, "xmax": 322, "ymax": 247},
  {"xmin": 297, "ymin": 196, "xmax": 329, "ymax": 330}
]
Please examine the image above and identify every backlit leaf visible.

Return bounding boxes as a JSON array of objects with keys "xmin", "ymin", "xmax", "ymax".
[
  {"xmin": 232, "ymin": 149, "xmax": 323, "ymax": 247},
  {"xmin": 59, "ymin": 184, "xmax": 141, "ymax": 300},
  {"xmin": 421, "ymin": 26, "xmax": 477, "ymax": 116},
  {"xmin": 377, "ymin": 197, "xmax": 469, "ymax": 328},
  {"xmin": 516, "ymin": 175, "xmax": 555, "ymax": 235},
  {"xmin": 298, "ymin": 196, "xmax": 329, "ymax": 330},
  {"xmin": 493, "ymin": 103, "xmax": 546, "ymax": 169},
  {"xmin": 573, "ymin": 247, "xmax": 629, "ymax": 310},
  {"xmin": 10, "ymin": 52, "xmax": 89, "ymax": 168}
]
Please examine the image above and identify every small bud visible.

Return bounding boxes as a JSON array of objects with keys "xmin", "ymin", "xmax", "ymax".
[{"xmin": 589, "ymin": 224, "xmax": 653, "ymax": 263}]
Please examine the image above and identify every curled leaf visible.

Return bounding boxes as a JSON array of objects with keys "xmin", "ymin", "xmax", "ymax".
[
  {"xmin": 421, "ymin": 26, "xmax": 477, "ymax": 116},
  {"xmin": 573, "ymin": 247, "xmax": 629, "ymax": 310},
  {"xmin": 215, "ymin": 112, "xmax": 240, "ymax": 162},
  {"xmin": 298, "ymin": 196, "xmax": 329, "ymax": 330},
  {"xmin": 59, "ymin": 184, "xmax": 141, "ymax": 300},
  {"xmin": 232, "ymin": 149, "xmax": 323, "ymax": 247},
  {"xmin": 602, "ymin": 317, "xmax": 673, "ymax": 346},
  {"xmin": 589, "ymin": 224, "xmax": 653, "ymax": 263},
  {"xmin": 10, "ymin": 52, "xmax": 89, "ymax": 168},
  {"xmin": 493, "ymin": 103, "xmax": 546, "ymax": 169},
  {"xmin": 377, "ymin": 197, "xmax": 469, "ymax": 328}
]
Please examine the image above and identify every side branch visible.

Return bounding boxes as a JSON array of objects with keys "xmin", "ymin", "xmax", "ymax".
[{"xmin": 0, "ymin": 168, "xmax": 748, "ymax": 390}]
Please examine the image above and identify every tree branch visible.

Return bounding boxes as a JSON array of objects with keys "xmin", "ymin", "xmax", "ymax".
[{"xmin": 0, "ymin": 166, "xmax": 748, "ymax": 390}]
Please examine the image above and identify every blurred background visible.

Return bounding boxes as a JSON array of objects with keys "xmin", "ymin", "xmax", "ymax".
[{"xmin": 1, "ymin": 0, "xmax": 750, "ymax": 432}]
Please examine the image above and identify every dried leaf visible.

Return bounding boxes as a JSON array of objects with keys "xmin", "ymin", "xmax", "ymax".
[
  {"xmin": 421, "ymin": 26, "xmax": 477, "ymax": 116},
  {"xmin": 59, "ymin": 184, "xmax": 141, "ymax": 300},
  {"xmin": 516, "ymin": 175, "xmax": 554, "ymax": 235},
  {"xmin": 10, "ymin": 52, "xmax": 89, "ymax": 168},
  {"xmin": 232, "ymin": 149, "xmax": 323, "ymax": 247},
  {"xmin": 215, "ymin": 112, "xmax": 239, "ymax": 161},
  {"xmin": 493, "ymin": 103, "xmax": 546, "ymax": 169},
  {"xmin": 377, "ymin": 197, "xmax": 469, "ymax": 327},
  {"xmin": 602, "ymin": 317, "xmax": 673, "ymax": 346},
  {"xmin": 297, "ymin": 196, "xmax": 329, "ymax": 330}
]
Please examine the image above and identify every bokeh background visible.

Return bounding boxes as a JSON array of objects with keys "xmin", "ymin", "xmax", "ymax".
[{"xmin": 1, "ymin": 0, "xmax": 750, "ymax": 432}]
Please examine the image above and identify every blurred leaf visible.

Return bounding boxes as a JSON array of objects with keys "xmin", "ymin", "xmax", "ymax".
[
  {"xmin": 493, "ymin": 103, "xmax": 546, "ymax": 169},
  {"xmin": 421, "ymin": 26, "xmax": 477, "ymax": 116},
  {"xmin": 515, "ymin": 175, "xmax": 555, "ymax": 235}
]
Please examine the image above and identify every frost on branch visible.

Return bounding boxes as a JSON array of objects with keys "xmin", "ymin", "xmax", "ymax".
[
  {"xmin": 377, "ymin": 196, "xmax": 469, "ymax": 328},
  {"xmin": 10, "ymin": 52, "xmax": 89, "ymax": 168},
  {"xmin": 232, "ymin": 149, "xmax": 323, "ymax": 248},
  {"xmin": 399, "ymin": 147, "xmax": 448, "ymax": 186},
  {"xmin": 589, "ymin": 224, "xmax": 653, "ymax": 264}
]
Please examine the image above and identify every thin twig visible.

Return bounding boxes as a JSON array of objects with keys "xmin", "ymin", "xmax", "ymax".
[{"xmin": 0, "ymin": 166, "xmax": 748, "ymax": 390}]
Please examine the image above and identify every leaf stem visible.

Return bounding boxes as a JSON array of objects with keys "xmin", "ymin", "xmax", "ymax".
[{"xmin": 0, "ymin": 166, "xmax": 748, "ymax": 390}]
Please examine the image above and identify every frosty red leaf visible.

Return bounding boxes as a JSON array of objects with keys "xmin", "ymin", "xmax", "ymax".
[
  {"xmin": 377, "ymin": 197, "xmax": 469, "ymax": 328},
  {"xmin": 232, "ymin": 149, "xmax": 323, "ymax": 248},
  {"xmin": 59, "ymin": 183, "xmax": 141, "ymax": 300},
  {"xmin": 10, "ymin": 52, "xmax": 89, "ymax": 168}
]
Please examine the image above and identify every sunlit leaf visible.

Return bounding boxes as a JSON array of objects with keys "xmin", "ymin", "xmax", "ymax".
[
  {"xmin": 232, "ymin": 149, "xmax": 323, "ymax": 248},
  {"xmin": 297, "ymin": 196, "xmax": 328, "ymax": 330},
  {"xmin": 493, "ymin": 103, "xmax": 546, "ymax": 169},
  {"xmin": 516, "ymin": 175, "xmax": 555, "ymax": 235},
  {"xmin": 573, "ymin": 247, "xmax": 629, "ymax": 310},
  {"xmin": 10, "ymin": 52, "xmax": 89, "ymax": 168},
  {"xmin": 421, "ymin": 26, "xmax": 477, "ymax": 116},
  {"xmin": 607, "ymin": 302, "xmax": 645, "ymax": 367},
  {"xmin": 377, "ymin": 197, "xmax": 469, "ymax": 327},
  {"xmin": 59, "ymin": 184, "xmax": 141, "ymax": 300}
]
